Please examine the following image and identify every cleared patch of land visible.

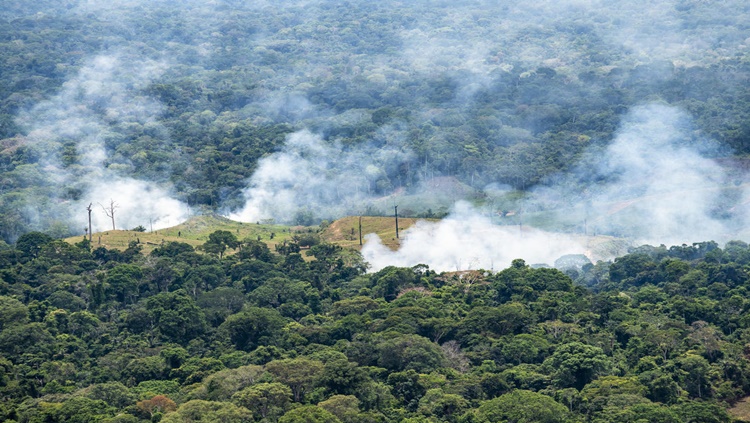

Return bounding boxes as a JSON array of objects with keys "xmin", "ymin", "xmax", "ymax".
[
  {"xmin": 321, "ymin": 216, "xmax": 432, "ymax": 251},
  {"xmin": 729, "ymin": 396, "xmax": 750, "ymax": 421},
  {"xmin": 65, "ymin": 214, "xmax": 298, "ymax": 255}
]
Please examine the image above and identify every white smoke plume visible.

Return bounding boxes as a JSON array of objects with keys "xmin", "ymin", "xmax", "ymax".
[
  {"xmin": 17, "ymin": 53, "xmax": 189, "ymax": 233},
  {"xmin": 362, "ymin": 103, "xmax": 745, "ymax": 272},
  {"xmin": 362, "ymin": 201, "xmax": 585, "ymax": 273},
  {"xmin": 563, "ymin": 103, "xmax": 735, "ymax": 245},
  {"xmin": 229, "ymin": 129, "xmax": 412, "ymax": 224}
]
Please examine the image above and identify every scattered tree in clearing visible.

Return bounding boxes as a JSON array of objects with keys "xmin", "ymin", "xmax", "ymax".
[{"xmin": 200, "ymin": 230, "xmax": 239, "ymax": 258}]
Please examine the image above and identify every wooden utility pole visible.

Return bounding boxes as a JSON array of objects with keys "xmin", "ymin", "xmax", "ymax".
[
  {"xmin": 86, "ymin": 203, "xmax": 93, "ymax": 242},
  {"xmin": 359, "ymin": 216, "xmax": 363, "ymax": 246},
  {"xmin": 395, "ymin": 205, "xmax": 399, "ymax": 239}
]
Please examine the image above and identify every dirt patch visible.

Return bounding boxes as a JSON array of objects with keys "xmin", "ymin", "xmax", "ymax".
[{"xmin": 729, "ymin": 396, "xmax": 750, "ymax": 421}]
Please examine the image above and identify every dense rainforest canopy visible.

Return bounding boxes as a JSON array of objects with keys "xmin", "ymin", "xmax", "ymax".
[{"xmin": 0, "ymin": 233, "xmax": 749, "ymax": 422}]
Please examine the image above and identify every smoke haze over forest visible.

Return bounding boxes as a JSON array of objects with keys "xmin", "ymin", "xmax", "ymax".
[{"xmin": 3, "ymin": 0, "xmax": 750, "ymax": 269}]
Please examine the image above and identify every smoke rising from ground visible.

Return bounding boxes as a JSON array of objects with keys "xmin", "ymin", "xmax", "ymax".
[
  {"xmin": 362, "ymin": 201, "xmax": 585, "ymax": 273},
  {"xmin": 17, "ymin": 53, "xmax": 188, "ymax": 233},
  {"xmin": 229, "ymin": 129, "xmax": 412, "ymax": 224},
  {"xmin": 554, "ymin": 103, "xmax": 736, "ymax": 246},
  {"xmin": 360, "ymin": 103, "xmax": 748, "ymax": 272}
]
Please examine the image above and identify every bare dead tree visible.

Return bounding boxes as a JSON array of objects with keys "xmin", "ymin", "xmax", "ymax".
[
  {"xmin": 86, "ymin": 203, "xmax": 93, "ymax": 242},
  {"xmin": 394, "ymin": 205, "xmax": 399, "ymax": 239},
  {"xmin": 99, "ymin": 199, "xmax": 119, "ymax": 230}
]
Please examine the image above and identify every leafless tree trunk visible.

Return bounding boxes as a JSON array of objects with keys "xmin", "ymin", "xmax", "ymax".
[
  {"xmin": 99, "ymin": 199, "xmax": 118, "ymax": 230},
  {"xmin": 86, "ymin": 203, "xmax": 93, "ymax": 241}
]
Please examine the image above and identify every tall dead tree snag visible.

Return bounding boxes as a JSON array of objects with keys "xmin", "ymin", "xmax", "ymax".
[
  {"xmin": 394, "ymin": 205, "xmax": 399, "ymax": 239},
  {"xmin": 86, "ymin": 203, "xmax": 93, "ymax": 242},
  {"xmin": 100, "ymin": 199, "xmax": 119, "ymax": 230}
]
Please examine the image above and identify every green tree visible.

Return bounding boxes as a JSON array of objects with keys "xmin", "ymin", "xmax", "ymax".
[
  {"xmin": 161, "ymin": 400, "xmax": 252, "ymax": 423},
  {"xmin": 376, "ymin": 334, "xmax": 445, "ymax": 373},
  {"xmin": 675, "ymin": 353, "xmax": 712, "ymax": 399},
  {"xmin": 143, "ymin": 290, "xmax": 207, "ymax": 344},
  {"xmin": 232, "ymin": 382, "xmax": 292, "ymax": 420},
  {"xmin": 219, "ymin": 307, "xmax": 287, "ymax": 351},
  {"xmin": 196, "ymin": 286, "xmax": 245, "ymax": 326},
  {"xmin": 265, "ymin": 357, "xmax": 325, "ymax": 403},
  {"xmin": 20, "ymin": 396, "xmax": 116, "ymax": 423},
  {"xmin": 135, "ymin": 395, "xmax": 178, "ymax": 420},
  {"xmin": 673, "ymin": 401, "xmax": 731, "ymax": 423},
  {"xmin": 15, "ymin": 231, "xmax": 53, "ymax": 259},
  {"xmin": 201, "ymin": 230, "xmax": 239, "ymax": 258},
  {"xmin": 543, "ymin": 342, "xmax": 611, "ymax": 389},
  {"xmin": 318, "ymin": 395, "xmax": 360, "ymax": 423},
  {"xmin": 417, "ymin": 388, "xmax": 468, "ymax": 422},
  {"xmin": 318, "ymin": 357, "xmax": 368, "ymax": 397},
  {"xmin": 475, "ymin": 390, "xmax": 569, "ymax": 423},
  {"xmin": 593, "ymin": 401, "xmax": 680, "ymax": 423},
  {"xmin": 278, "ymin": 405, "xmax": 341, "ymax": 423},
  {"xmin": 104, "ymin": 264, "xmax": 143, "ymax": 304},
  {"xmin": 0, "ymin": 296, "xmax": 28, "ymax": 331},
  {"xmin": 580, "ymin": 376, "xmax": 647, "ymax": 415},
  {"xmin": 196, "ymin": 364, "xmax": 266, "ymax": 401},
  {"xmin": 387, "ymin": 369, "xmax": 426, "ymax": 411},
  {"xmin": 84, "ymin": 382, "xmax": 136, "ymax": 409}
]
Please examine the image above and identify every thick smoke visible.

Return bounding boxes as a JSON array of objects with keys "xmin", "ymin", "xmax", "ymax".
[
  {"xmin": 363, "ymin": 103, "xmax": 746, "ymax": 272},
  {"xmin": 230, "ymin": 129, "xmax": 412, "ymax": 224},
  {"xmin": 362, "ymin": 201, "xmax": 585, "ymax": 273},
  {"xmin": 553, "ymin": 103, "xmax": 736, "ymax": 246},
  {"xmin": 17, "ymin": 53, "xmax": 188, "ymax": 233}
]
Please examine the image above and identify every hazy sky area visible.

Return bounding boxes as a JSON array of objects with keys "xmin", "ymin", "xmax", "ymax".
[{"xmin": 5, "ymin": 0, "xmax": 750, "ymax": 269}]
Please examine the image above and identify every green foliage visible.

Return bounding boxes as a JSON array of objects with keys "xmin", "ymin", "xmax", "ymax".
[
  {"xmin": 161, "ymin": 399, "xmax": 252, "ymax": 423},
  {"xmin": 0, "ymin": 296, "xmax": 28, "ymax": 331},
  {"xmin": 475, "ymin": 390, "xmax": 569, "ymax": 423},
  {"xmin": 543, "ymin": 342, "xmax": 611, "ymax": 390},
  {"xmin": 219, "ymin": 307, "xmax": 287, "ymax": 352},
  {"xmin": 376, "ymin": 334, "xmax": 446, "ymax": 373},
  {"xmin": 142, "ymin": 290, "xmax": 207, "ymax": 344},
  {"xmin": 15, "ymin": 232, "xmax": 53, "ymax": 259},
  {"xmin": 232, "ymin": 382, "xmax": 292, "ymax": 420},
  {"xmin": 1, "ymin": 225, "xmax": 750, "ymax": 421},
  {"xmin": 266, "ymin": 357, "xmax": 325, "ymax": 403},
  {"xmin": 83, "ymin": 382, "xmax": 136, "ymax": 409},
  {"xmin": 194, "ymin": 364, "xmax": 266, "ymax": 402},
  {"xmin": 200, "ymin": 230, "xmax": 239, "ymax": 258},
  {"xmin": 278, "ymin": 405, "xmax": 342, "ymax": 423}
]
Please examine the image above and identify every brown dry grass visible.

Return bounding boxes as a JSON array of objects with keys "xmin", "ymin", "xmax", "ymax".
[
  {"xmin": 729, "ymin": 397, "xmax": 750, "ymax": 422},
  {"xmin": 321, "ymin": 216, "xmax": 432, "ymax": 251}
]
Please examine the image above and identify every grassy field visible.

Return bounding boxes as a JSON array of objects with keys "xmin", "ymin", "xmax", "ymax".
[
  {"xmin": 729, "ymin": 396, "xmax": 750, "ymax": 421},
  {"xmin": 65, "ymin": 214, "xmax": 428, "ymax": 255},
  {"xmin": 65, "ymin": 214, "xmax": 300, "ymax": 255}
]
